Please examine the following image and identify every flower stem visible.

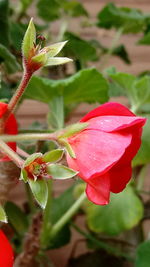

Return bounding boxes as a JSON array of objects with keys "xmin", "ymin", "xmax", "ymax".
[
  {"xmin": 3, "ymin": 70, "xmax": 32, "ymax": 123},
  {"xmin": 0, "ymin": 140, "xmax": 24, "ymax": 168},
  {"xmin": 50, "ymin": 192, "xmax": 86, "ymax": 238},
  {"xmin": 0, "ymin": 133, "xmax": 58, "ymax": 142},
  {"xmin": 100, "ymin": 27, "xmax": 123, "ymax": 70},
  {"xmin": 72, "ymin": 223, "xmax": 134, "ymax": 262}
]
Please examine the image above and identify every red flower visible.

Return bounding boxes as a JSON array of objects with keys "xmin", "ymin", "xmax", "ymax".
[
  {"xmin": 0, "ymin": 103, "xmax": 18, "ymax": 161},
  {"xmin": 67, "ymin": 102, "xmax": 146, "ymax": 205},
  {"xmin": 0, "ymin": 230, "xmax": 14, "ymax": 267}
]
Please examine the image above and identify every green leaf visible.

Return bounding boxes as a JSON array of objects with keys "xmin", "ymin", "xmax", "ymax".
[
  {"xmin": 109, "ymin": 72, "xmax": 137, "ymax": 106},
  {"xmin": 37, "ymin": 0, "xmax": 60, "ymax": 22},
  {"xmin": 138, "ymin": 32, "xmax": 150, "ymax": 45},
  {"xmin": 97, "ymin": 3, "xmax": 145, "ymax": 33},
  {"xmin": 62, "ymin": 1, "xmax": 88, "ymax": 17},
  {"xmin": 135, "ymin": 240, "xmax": 150, "ymax": 267},
  {"xmin": 64, "ymin": 31, "xmax": 98, "ymax": 62},
  {"xmin": 0, "ymin": 44, "xmax": 21, "ymax": 73},
  {"xmin": 5, "ymin": 202, "xmax": 28, "ymax": 235},
  {"xmin": 86, "ymin": 186, "xmax": 143, "ymax": 236},
  {"xmin": 43, "ymin": 149, "xmax": 64, "ymax": 163},
  {"xmin": 133, "ymin": 115, "xmax": 150, "ymax": 166},
  {"xmin": 22, "ymin": 18, "xmax": 36, "ymax": 58},
  {"xmin": 24, "ymin": 152, "xmax": 43, "ymax": 167},
  {"xmin": 47, "ymin": 164, "xmax": 78, "ymax": 179},
  {"xmin": 110, "ymin": 73, "xmax": 150, "ymax": 111},
  {"xmin": 112, "ymin": 44, "xmax": 131, "ymax": 64},
  {"xmin": 48, "ymin": 96, "xmax": 64, "ymax": 130},
  {"xmin": 59, "ymin": 122, "xmax": 88, "ymax": 138},
  {"xmin": 0, "ymin": 205, "xmax": 7, "ymax": 223},
  {"xmin": 25, "ymin": 68, "xmax": 109, "ymax": 104},
  {"xmin": 29, "ymin": 179, "xmax": 48, "ymax": 209},
  {"xmin": 0, "ymin": 0, "xmax": 9, "ymax": 46}
]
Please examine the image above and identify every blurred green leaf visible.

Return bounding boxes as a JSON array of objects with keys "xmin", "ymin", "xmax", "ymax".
[
  {"xmin": 64, "ymin": 32, "xmax": 98, "ymax": 62},
  {"xmin": 62, "ymin": 1, "xmax": 88, "ymax": 17},
  {"xmin": 29, "ymin": 179, "xmax": 48, "ymax": 209},
  {"xmin": 86, "ymin": 186, "xmax": 143, "ymax": 235},
  {"xmin": 25, "ymin": 68, "xmax": 109, "ymax": 104},
  {"xmin": 138, "ymin": 32, "xmax": 150, "ymax": 45},
  {"xmin": 0, "ymin": 205, "xmax": 7, "ymax": 223},
  {"xmin": 97, "ymin": 2, "xmax": 145, "ymax": 33},
  {"xmin": 133, "ymin": 115, "xmax": 150, "ymax": 166},
  {"xmin": 135, "ymin": 240, "xmax": 150, "ymax": 267},
  {"xmin": 5, "ymin": 202, "xmax": 28, "ymax": 234},
  {"xmin": 0, "ymin": 44, "xmax": 21, "ymax": 73},
  {"xmin": 110, "ymin": 72, "xmax": 150, "ymax": 111},
  {"xmin": 0, "ymin": 0, "xmax": 9, "ymax": 46},
  {"xmin": 112, "ymin": 44, "xmax": 131, "ymax": 64},
  {"xmin": 37, "ymin": 0, "xmax": 60, "ymax": 22}
]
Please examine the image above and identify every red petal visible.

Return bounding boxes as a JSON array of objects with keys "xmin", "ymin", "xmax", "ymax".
[
  {"xmin": 0, "ymin": 230, "xmax": 14, "ymax": 267},
  {"xmin": 110, "ymin": 164, "xmax": 132, "ymax": 193},
  {"xmin": 110, "ymin": 130, "xmax": 142, "ymax": 193},
  {"xmin": 0, "ymin": 103, "xmax": 7, "ymax": 116},
  {"xmin": 86, "ymin": 174, "xmax": 110, "ymax": 205},
  {"xmin": 86, "ymin": 115, "xmax": 146, "ymax": 133},
  {"xmin": 67, "ymin": 130, "xmax": 132, "ymax": 179},
  {"xmin": 81, "ymin": 102, "xmax": 135, "ymax": 122},
  {"xmin": 0, "ymin": 103, "xmax": 18, "ymax": 161}
]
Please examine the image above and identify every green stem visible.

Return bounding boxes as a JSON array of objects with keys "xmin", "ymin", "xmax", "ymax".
[
  {"xmin": 100, "ymin": 27, "xmax": 123, "ymax": 70},
  {"xmin": 0, "ymin": 133, "xmax": 58, "ymax": 142},
  {"xmin": 41, "ymin": 180, "xmax": 53, "ymax": 247},
  {"xmin": 72, "ymin": 223, "xmax": 134, "ymax": 262},
  {"xmin": 50, "ymin": 192, "xmax": 86, "ymax": 238},
  {"xmin": 0, "ymin": 140, "xmax": 24, "ymax": 168}
]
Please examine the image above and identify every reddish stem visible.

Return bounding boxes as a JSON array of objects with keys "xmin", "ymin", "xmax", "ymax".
[{"xmin": 3, "ymin": 70, "xmax": 32, "ymax": 123}]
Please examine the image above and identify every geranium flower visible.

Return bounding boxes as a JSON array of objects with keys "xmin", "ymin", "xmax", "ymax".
[
  {"xmin": 0, "ymin": 102, "xmax": 18, "ymax": 161},
  {"xmin": 0, "ymin": 230, "xmax": 14, "ymax": 267},
  {"xmin": 66, "ymin": 102, "xmax": 146, "ymax": 205}
]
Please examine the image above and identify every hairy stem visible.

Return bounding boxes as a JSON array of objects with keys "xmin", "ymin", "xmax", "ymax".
[
  {"xmin": 3, "ymin": 70, "xmax": 32, "ymax": 123},
  {"xmin": 0, "ymin": 133, "xmax": 58, "ymax": 142},
  {"xmin": 0, "ymin": 140, "xmax": 24, "ymax": 168}
]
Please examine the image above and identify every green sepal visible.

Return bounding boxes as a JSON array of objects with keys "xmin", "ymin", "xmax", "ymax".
[
  {"xmin": 0, "ymin": 205, "xmax": 7, "ymax": 223},
  {"xmin": 59, "ymin": 138, "xmax": 76, "ymax": 158},
  {"xmin": 22, "ymin": 18, "xmax": 36, "ymax": 58},
  {"xmin": 43, "ymin": 149, "xmax": 64, "ymax": 163},
  {"xmin": 46, "ymin": 41, "xmax": 68, "ymax": 57},
  {"xmin": 32, "ymin": 52, "xmax": 48, "ymax": 65},
  {"xmin": 45, "ymin": 57, "xmax": 72, "ymax": 66},
  {"xmin": 24, "ymin": 152, "xmax": 43, "ymax": 167},
  {"xmin": 46, "ymin": 164, "xmax": 78, "ymax": 180},
  {"xmin": 59, "ymin": 122, "xmax": 88, "ymax": 138},
  {"xmin": 28, "ymin": 179, "xmax": 48, "ymax": 209},
  {"xmin": 20, "ymin": 168, "xmax": 28, "ymax": 183}
]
